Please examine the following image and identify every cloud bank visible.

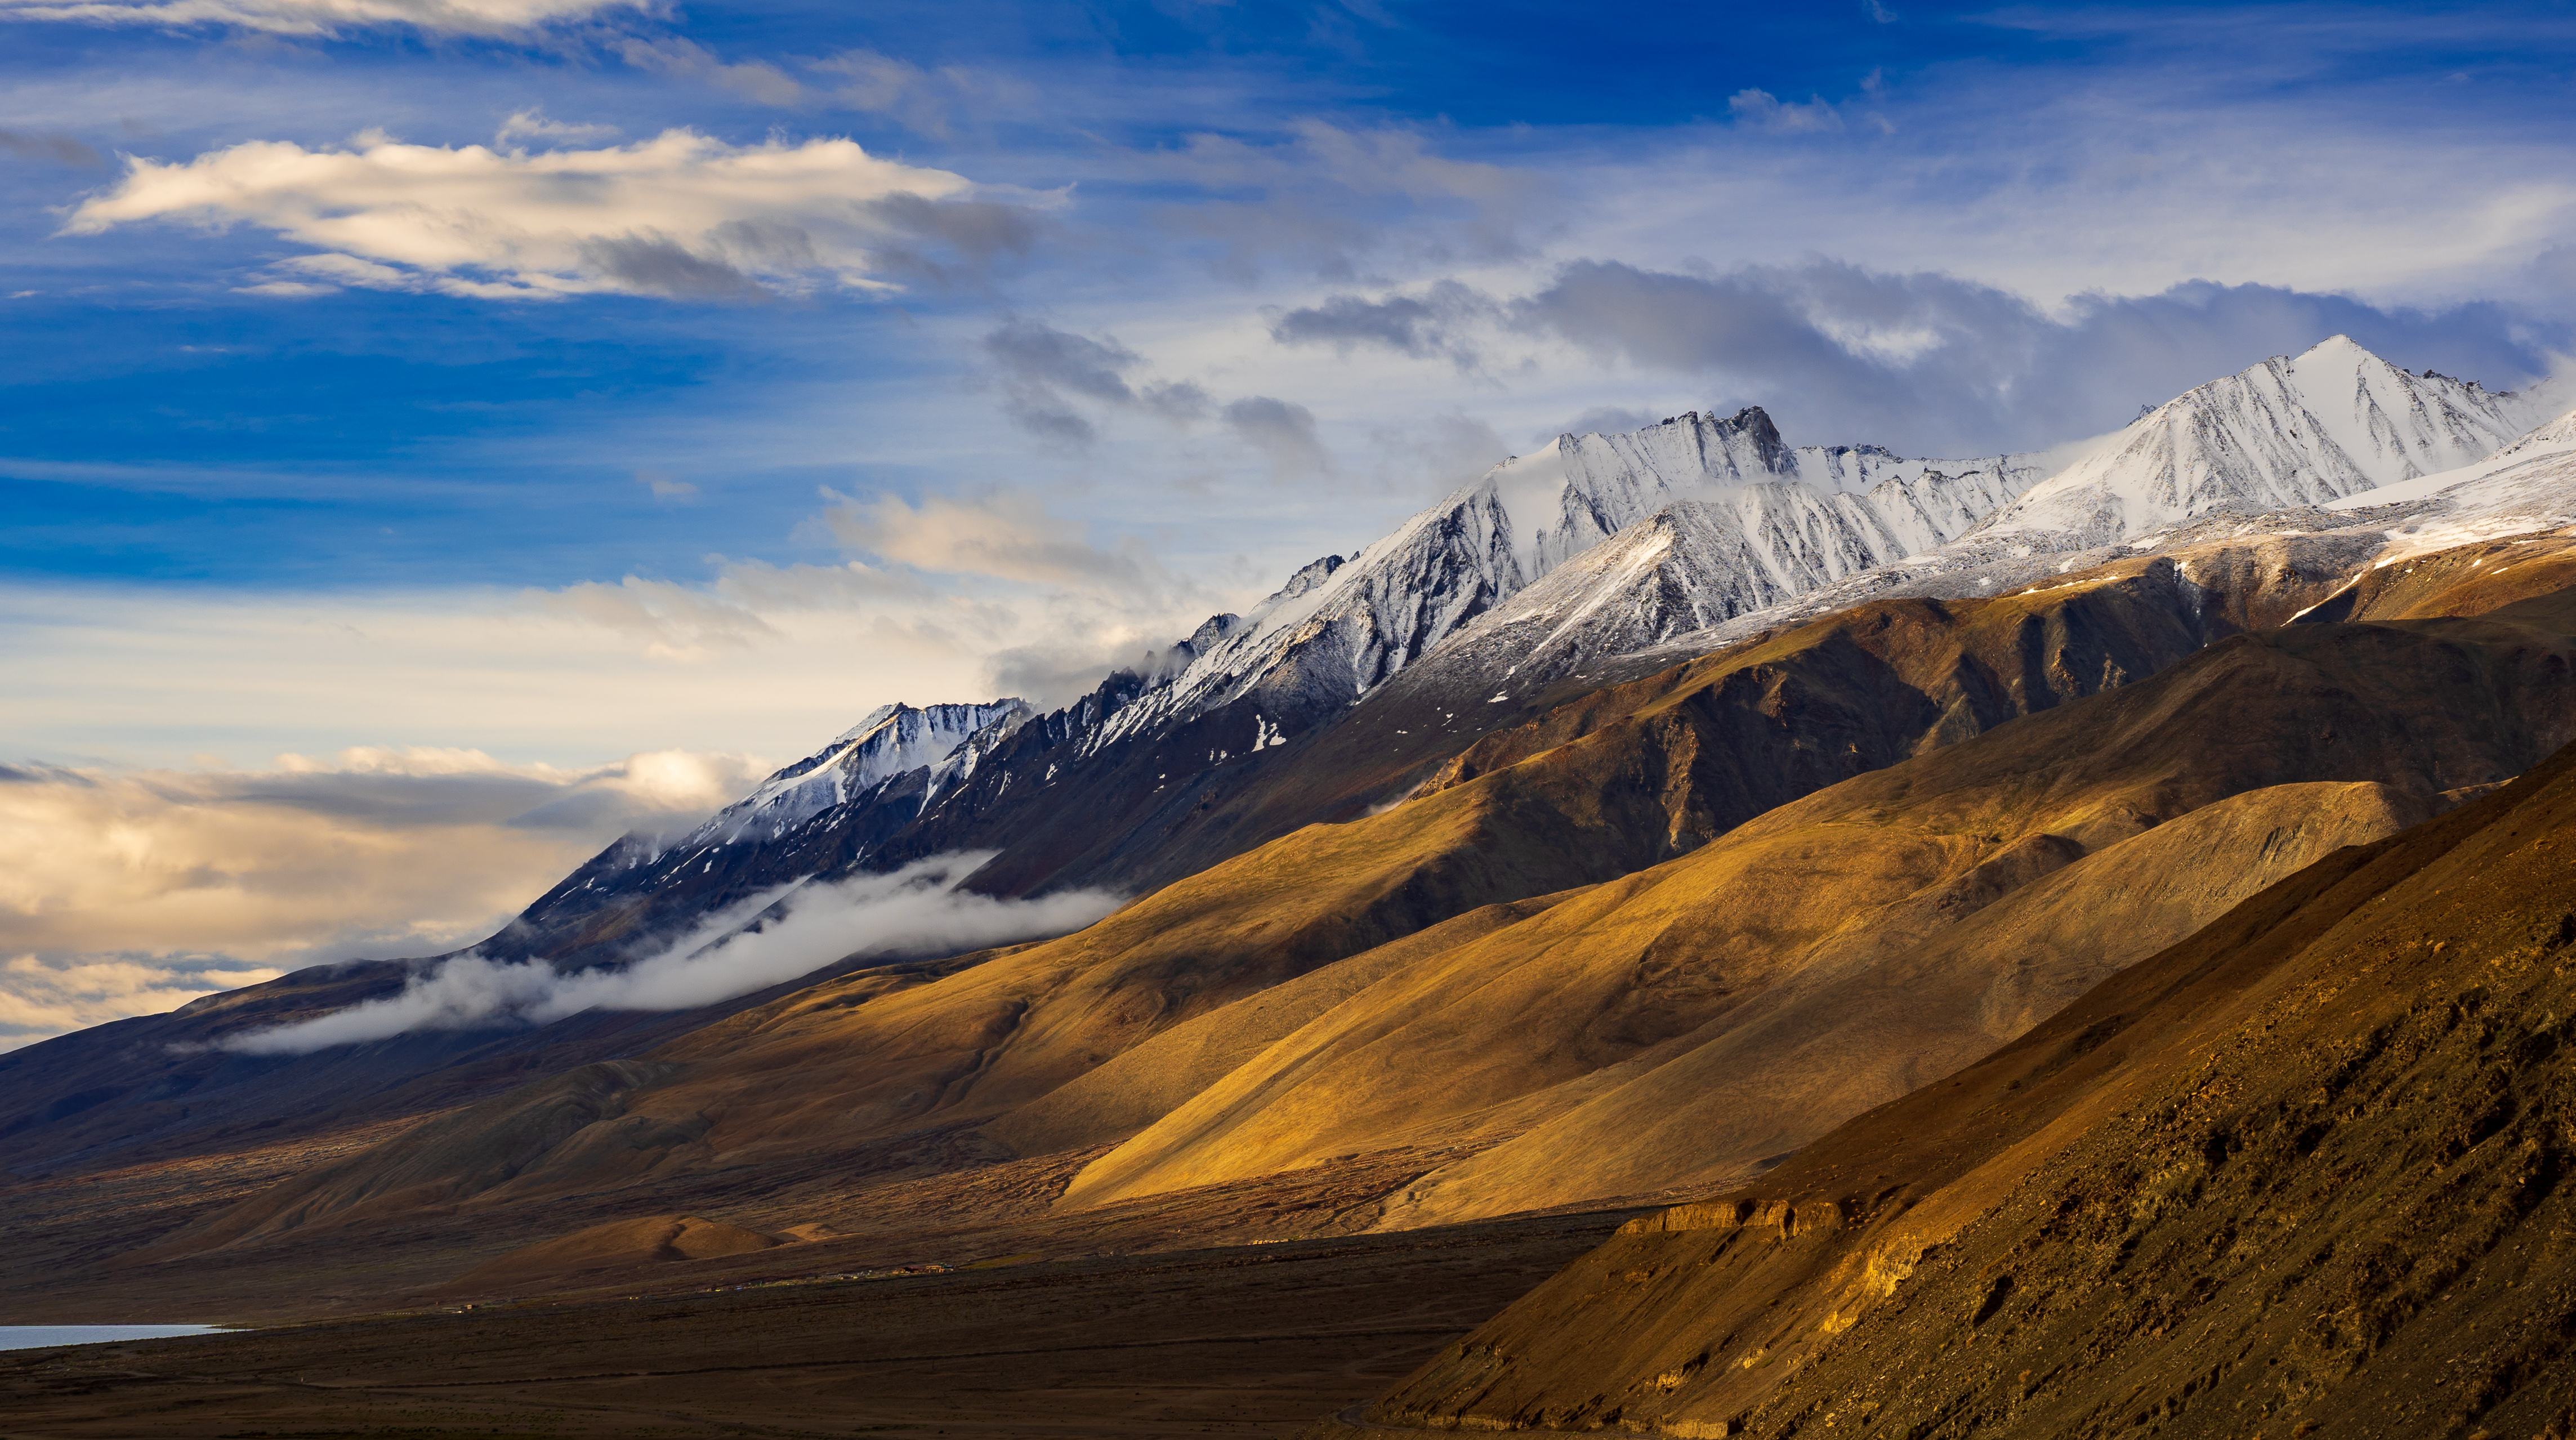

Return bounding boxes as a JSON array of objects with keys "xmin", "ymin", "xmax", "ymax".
[
  {"xmin": 227, "ymin": 853, "xmax": 1118, "ymax": 1053},
  {"xmin": 1273, "ymin": 261, "xmax": 2572, "ymax": 457},
  {"xmin": 65, "ymin": 131, "xmax": 1016, "ymax": 300},
  {"xmin": 0, "ymin": 746, "xmax": 767, "ymax": 1050}
]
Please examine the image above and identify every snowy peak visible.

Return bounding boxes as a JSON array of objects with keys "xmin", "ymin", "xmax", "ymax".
[
  {"xmin": 1094, "ymin": 407, "xmax": 1833, "ymax": 744},
  {"xmin": 686, "ymin": 699, "xmax": 1027, "ymax": 848},
  {"xmin": 1496, "ymin": 406, "xmax": 1793, "ymax": 576},
  {"xmin": 1984, "ymin": 336, "xmax": 2548, "ymax": 541},
  {"xmin": 1402, "ymin": 448, "xmax": 2046, "ymax": 697},
  {"xmin": 2495, "ymin": 401, "xmax": 2576, "ymax": 460}
]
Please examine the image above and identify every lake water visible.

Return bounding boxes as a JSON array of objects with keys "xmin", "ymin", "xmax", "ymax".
[{"xmin": 0, "ymin": 1325, "xmax": 229, "ymax": 1352}]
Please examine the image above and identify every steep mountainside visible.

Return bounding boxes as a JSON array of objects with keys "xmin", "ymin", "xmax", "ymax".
[
  {"xmin": 1329, "ymin": 730, "xmax": 2576, "ymax": 1440},
  {"xmin": 1060, "ymin": 577, "xmax": 2576, "ymax": 1227}
]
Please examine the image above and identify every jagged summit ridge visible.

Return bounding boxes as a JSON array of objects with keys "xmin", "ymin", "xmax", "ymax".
[
  {"xmin": 1405, "ymin": 452, "xmax": 2044, "ymax": 695},
  {"xmin": 1980, "ymin": 335, "xmax": 2551, "ymax": 542},
  {"xmin": 1097, "ymin": 407, "xmax": 2038, "ymax": 744},
  {"xmin": 680, "ymin": 699, "xmax": 1028, "ymax": 851}
]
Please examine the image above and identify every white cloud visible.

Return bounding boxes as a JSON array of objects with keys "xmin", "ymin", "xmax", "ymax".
[
  {"xmin": 0, "ymin": 0, "xmax": 635, "ymax": 36},
  {"xmin": 225, "ymin": 854, "xmax": 1121, "ymax": 1053},
  {"xmin": 64, "ymin": 129, "xmax": 1010, "ymax": 300},
  {"xmin": 0, "ymin": 745, "xmax": 771, "ymax": 1049}
]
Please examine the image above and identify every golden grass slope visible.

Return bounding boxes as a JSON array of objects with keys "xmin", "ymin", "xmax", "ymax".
[
  {"xmin": 160, "ymin": 746, "xmax": 1667, "ymax": 1250},
  {"xmin": 1340, "ymin": 716, "xmax": 2576, "ymax": 1440}
]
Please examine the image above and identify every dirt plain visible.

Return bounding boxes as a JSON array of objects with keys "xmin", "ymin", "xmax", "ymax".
[{"xmin": 0, "ymin": 1210, "xmax": 1632, "ymax": 1439}]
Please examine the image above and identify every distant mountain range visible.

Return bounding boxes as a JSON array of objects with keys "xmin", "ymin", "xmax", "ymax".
[
  {"xmin": 8, "ymin": 337, "xmax": 2576, "ymax": 1440},
  {"xmin": 483, "ymin": 337, "xmax": 2569, "ymax": 964}
]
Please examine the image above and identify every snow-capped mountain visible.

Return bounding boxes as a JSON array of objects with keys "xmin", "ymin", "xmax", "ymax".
[
  {"xmin": 490, "ymin": 336, "xmax": 2564, "ymax": 968},
  {"xmin": 2318, "ymin": 398, "xmax": 2576, "ymax": 556},
  {"xmin": 1980, "ymin": 336, "xmax": 2552, "ymax": 543},
  {"xmin": 1390, "ymin": 450, "xmax": 2044, "ymax": 698},
  {"xmin": 1096, "ymin": 407, "xmax": 2040, "ymax": 744}
]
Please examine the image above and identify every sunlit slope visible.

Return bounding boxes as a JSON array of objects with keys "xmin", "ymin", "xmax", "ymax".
[
  {"xmin": 166, "ymin": 784, "xmax": 1627, "ymax": 1247},
  {"xmin": 1340, "ymin": 732, "xmax": 2576, "ymax": 1440},
  {"xmin": 1065, "ymin": 578, "xmax": 2576, "ymax": 1220}
]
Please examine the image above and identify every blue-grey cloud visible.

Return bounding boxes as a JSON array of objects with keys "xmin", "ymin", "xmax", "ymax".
[
  {"xmin": 1222, "ymin": 395, "xmax": 1331, "ymax": 478},
  {"xmin": 1267, "ymin": 279, "xmax": 1496, "ymax": 369},
  {"xmin": 1279, "ymin": 260, "xmax": 2569, "ymax": 456},
  {"xmin": 0, "ymin": 128, "xmax": 103, "ymax": 166},
  {"xmin": 980, "ymin": 318, "xmax": 1212, "ymax": 443}
]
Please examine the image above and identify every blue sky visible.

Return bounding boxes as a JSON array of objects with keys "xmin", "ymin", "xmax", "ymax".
[
  {"xmin": 5, "ymin": 1, "xmax": 2576, "ymax": 1041},
  {"xmin": 7, "ymin": 1, "xmax": 2573, "ymax": 611}
]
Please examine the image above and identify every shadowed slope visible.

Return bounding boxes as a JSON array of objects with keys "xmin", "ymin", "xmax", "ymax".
[{"xmin": 1335, "ymin": 725, "xmax": 2576, "ymax": 1440}]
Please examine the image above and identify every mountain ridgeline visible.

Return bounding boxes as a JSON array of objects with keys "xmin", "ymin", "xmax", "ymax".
[{"xmin": 476, "ymin": 337, "xmax": 2565, "ymax": 967}]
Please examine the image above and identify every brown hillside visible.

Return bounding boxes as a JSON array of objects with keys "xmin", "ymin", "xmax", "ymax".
[
  {"xmin": 1062, "ymin": 587, "xmax": 2576, "ymax": 1221},
  {"xmin": 438, "ymin": 1213, "xmax": 782, "ymax": 1295},
  {"xmin": 1330, "ymin": 728, "xmax": 2576, "ymax": 1440}
]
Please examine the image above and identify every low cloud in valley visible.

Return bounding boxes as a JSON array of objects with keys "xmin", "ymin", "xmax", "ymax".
[{"xmin": 227, "ymin": 854, "xmax": 1119, "ymax": 1054}]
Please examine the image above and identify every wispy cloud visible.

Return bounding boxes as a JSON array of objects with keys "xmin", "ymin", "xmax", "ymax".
[
  {"xmin": 980, "ymin": 317, "xmax": 1208, "ymax": 442},
  {"xmin": 225, "ymin": 853, "xmax": 1119, "ymax": 1053},
  {"xmin": 538, "ymin": 576, "xmax": 779, "ymax": 660},
  {"xmin": 614, "ymin": 37, "xmax": 806, "ymax": 108},
  {"xmin": 65, "ymin": 130, "xmax": 1023, "ymax": 300},
  {"xmin": 0, "ymin": 127, "xmax": 104, "ymax": 166},
  {"xmin": 827, "ymin": 487, "xmax": 1163, "ymax": 590},
  {"xmin": 494, "ymin": 108, "xmax": 618, "ymax": 147},
  {"xmin": 1144, "ymin": 119, "xmax": 1545, "ymax": 282}
]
